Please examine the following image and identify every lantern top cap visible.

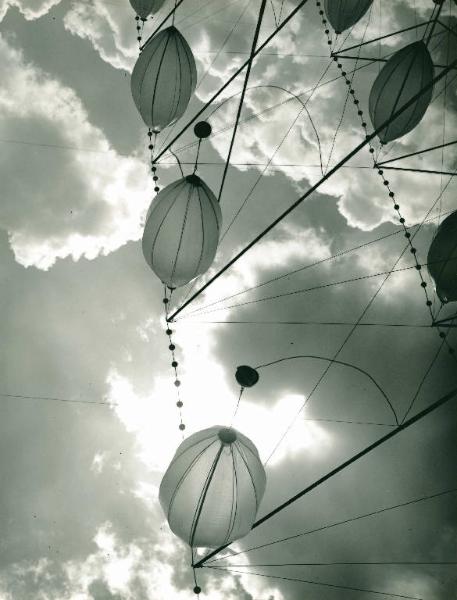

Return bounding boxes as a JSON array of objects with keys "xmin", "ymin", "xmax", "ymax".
[
  {"xmin": 218, "ymin": 427, "xmax": 237, "ymax": 444},
  {"xmin": 186, "ymin": 174, "xmax": 202, "ymax": 186}
]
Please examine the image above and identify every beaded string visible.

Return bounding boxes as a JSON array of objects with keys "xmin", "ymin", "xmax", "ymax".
[
  {"xmin": 135, "ymin": 15, "xmax": 147, "ymax": 49},
  {"xmin": 315, "ymin": 1, "xmax": 457, "ymax": 362},
  {"xmin": 163, "ymin": 286, "xmax": 186, "ymax": 435}
]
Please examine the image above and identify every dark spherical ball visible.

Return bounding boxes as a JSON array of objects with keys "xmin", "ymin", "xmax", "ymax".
[
  {"xmin": 235, "ymin": 365, "xmax": 260, "ymax": 388},
  {"xmin": 194, "ymin": 121, "xmax": 212, "ymax": 139}
]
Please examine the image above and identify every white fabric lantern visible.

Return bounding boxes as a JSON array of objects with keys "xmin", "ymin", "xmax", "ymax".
[
  {"xmin": 131, "ymin": 26, "xmax": 197, "ymax": 132},
  {"xmin": 159, "ymin": 426, "xmax": 266, "ymax": 548},
  {"xmin": 129, "ymin": 0, "xmax": 166, "ymax": 19},
  {"xmin": 142, "ymin": 174, "xmax": 222, "ymax": 289},
  {"xmin": 427, "ymin": 211, "xmax": 457, "ymax": 303},
  {"xmin": 369, "ymin": 41, "xmax": 434, "ymax": 144},
  {"xmin": 324, "ymin": 0, "xmax": 373, "ymax": 33}
]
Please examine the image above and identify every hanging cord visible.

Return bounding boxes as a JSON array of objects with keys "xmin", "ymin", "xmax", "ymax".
[
  {"xmin": 230, "ymin": 387, "xmax": 244, "ymax": 426},
  {"xmin": 193, "ymin": 139, "xmax": 202, "ymax": 174},
  {"xmin": 172, "ymin": 0, "xmax": 178, "ymax": 25},
  {"xmin": 255, "ymin": 355, "xmax": 398, "ymax": 425},
  {"xmin": 163, "ymin": 286, "xmax": 186, "ymax": 436},
  {"xmin": 134, "ymin": 15, "xmax": 146, "ymax": 49}
]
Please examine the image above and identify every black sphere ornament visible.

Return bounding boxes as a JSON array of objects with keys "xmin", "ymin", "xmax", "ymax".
[
  {"xmin": 194, "ymin": 121, "xmax": 212, "ymax": 139},
  {"xmin": 235, "ymin": 365, "xmax": 259, "ymax": 388},
  {"xmin": 193, "ymin": 586, "xmax": 202, "ymax": 594}
]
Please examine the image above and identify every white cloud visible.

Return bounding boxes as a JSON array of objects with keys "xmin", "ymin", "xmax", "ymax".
[
  {"xmin": 0, "ymin": 34, "xmax": 152, "ymax": 269},
  {"xmin": 0, "ymin": 0, "xmax": 61, "ymax": 22}
]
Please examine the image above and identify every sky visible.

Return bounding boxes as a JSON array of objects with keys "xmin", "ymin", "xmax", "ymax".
[{"xmin": 0, "ymin": 0, "xmax": 456, "ymax": 599}]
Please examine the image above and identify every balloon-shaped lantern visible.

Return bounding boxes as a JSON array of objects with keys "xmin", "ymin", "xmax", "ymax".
[
  {"xmin": 129, "ymin": 0, "xmax": 166, "ymax": 19},
  {"xmin": 142, "ymin": 174, "xmax": 222, "ymax": 289},
  {"xmin": 369, "ymin": 41, "xmax": 434, "ymax": 144},
  {"xmin": 159, "ymin": 426, "xmax": 266, "ymax": 548},
  {"xmin": 236, "ymin": 365, "xmax": 260, "ymax": 388},
  {"xmin": 324, "ymin": 0, "xmax": 373, "ymax": 34},
  {"xmin": 427, "ymin": 211, "xmax": 457, "ymax": 303},
  {"xmin": 131, "ymin": 26, "xmax": 197, "ymax": 132}
]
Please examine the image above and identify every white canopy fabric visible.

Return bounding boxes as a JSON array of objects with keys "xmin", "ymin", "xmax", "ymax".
[{"xmin": 159, "ymin": 426, "xmax": 266, "ymax": 548}]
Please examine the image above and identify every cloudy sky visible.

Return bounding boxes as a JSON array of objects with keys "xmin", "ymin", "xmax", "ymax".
[{"xmin": 0, "ymin": 0, "xmax": 456, "ymax": 598}]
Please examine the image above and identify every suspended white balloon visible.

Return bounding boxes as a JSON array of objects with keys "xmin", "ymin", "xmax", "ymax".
[
  {"xmin": 129, "ymin": 0, "xmax": 166, "ymax": 19},
  {"xmin": 159, "ymin": 426, "xmax": 266, "ymax": 548},
  {"xmin": 369, "ymin": 41, "xmax": 434, "ymax": 144},
  {"xmin": 131, "ymin": 26, "xmax": 197, "ymax": 132},
  {"xmin": 427, "ymin": 211, "xmax": 457, "ymax": 303},
  {"xmin": 142, "ymin": 174, "xmax": 222, "ymax": 289},
  {"xmin": 324, "ymin": 0, "xmax": 373, "ymax": 34}
]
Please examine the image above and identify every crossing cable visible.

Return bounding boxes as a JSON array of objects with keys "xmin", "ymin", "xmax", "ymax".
[
  {"xmin": 167, "ymin": 58, "xmax": 457, "ymax": 322},
  {"xmin": 176, "ymin": 258, "xmax": 457, "ymax": 320},
  {"xmin": 217, "ymin": 0, "xmax": 268, "ymax": 202},
  {"xmin": 207, "ymin": 487, "xmax": 457, "ymax": 563},
  {"xmin": 152, "ymin": 0, "xmax": 312, "ymax": 164},
  {"xmin": 205, "ymin": 566, "xmax": 428, "ymax": 599},
  {"xmin": 139, "ymin": 0, "xmax": 187, "ymax": 49},
  {"xmin": 176, "ymin": 207, "xmax": 456, "ymax": 319},
  {"xmin": 193, "ymin": 386, "xmax": 457, "ymax": 568}
]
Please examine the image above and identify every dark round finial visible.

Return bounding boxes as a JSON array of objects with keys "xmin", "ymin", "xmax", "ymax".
[
  {"xmin": 186, "ymin": 174, "xmax": 201, "ymax": 186},
  {"xmin": 193, "ymin": 586, "xmax": 202, "ymax": 595},
  {"xmin": 194, "ymin": 121, "xmax": 212, "ymax": 139},
  {"xmin": 218, "ymin": 428, "xmax": 237, "ymax": 444},
  {"xmin": 235, "ymin": 365, "xmax": 259, "ymax": 388}
]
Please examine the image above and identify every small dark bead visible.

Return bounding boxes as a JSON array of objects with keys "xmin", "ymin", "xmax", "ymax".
[
  {"xmin": 394, "ymin": 204, "xmax": 400, "ymax": 210},
  {"xmin": 354, "ymin": 99, "xmax": 359, "ymax": 104},
  {"xmin": 358, "ymin": 110, "xmax": 363, "ymax": 116},
  {"xmin": 426, "ymin": 300, "xmax": 433, "ymax": 306},
  {"xmin": 135, "ymin": 15, "xmax": 140, "ymax": 20},
  {"xmin": 405, "ymin": 232, "xmax": 411, "ymax": 238},
  {"xmin": 148, "ymin": 144, "xmax": 153, "ymax": 150},
  {"xmin": 174, "ymin": 380, "xmax": 181, "ymax": 387},
  {"xmin": 166, "ymin": 328, "xmax": 173, "ymax": 335},
  {"xmin": 378, "ymin": 170, "xmax": 383, "ymax": 175},
  {"xmin": 172, "ymin": 361, "xmax": 178, "ymax": 368},
  {"xmin": 327, "ymin": 40, "xmax": 332, "ymax": 45},
  {"xmin": 153, "ymin": 176, "xmax": 158, "ymax": 181},
  {"xmin": 154, "ymin": 186, "xmax": 160, "ymax": 192},
  {"xmin": 350, "ymin": 90, "xmax": 355, "ymax": 95},
  {"xmin": 369, "ymin": 148, "xmax": 374, "ymax": 153},
  {"xmin": 179, "ymin": 424, "xmax": 186, "ymax": 431},
  {"xmin": 337, "ymin": 63, "xmax": 342, "ymax": 68},
  {"xmin": 148, "ymin": 131, "xmax": 153, "ymax": 137},
  {"xmin": 415, "ymin": 264, "xmax": 421, "ymax": 270},
  {"xmin": 421, "ymin": 281, "xmax": 427, "ymax": 287},
  {"xmin": 325, "ymin": 29, "xmax": 329, "ymax": 34},
  {"xmin": 319, "ymin": 10, "xmax": 323, "ymax": 14},
  {"xmin": 342, "ymin": 71, "xmax": 346, "ymax": 76},
  {"xmin": 345, "ymin": 79, "xmax": 350, "ymax": 85},
  {"xmin": 439, "ymin": 332, "xmax": 446, "ymax": 338},
  {"xmin": 163, "ymin": 298, "xmax": 169, "ymax": 304},
  {"xmin": 177, "ymin": 401, "xmax": 183, "ymax": 408},
  {"xmin": 193, "ymin": 587, "xmax": 201, "ymax": 595},
  {"xmin": 399, "ymin": 217, "xmax": 405, "ymax": 223},
  {"xmin": 333, "ymin": 56, "xmax": 338, "ymax": 62},
  {"xmin": 362, "ymin": 122, "xmax": 367, "ymax": 127},
  {"xmin": 169, "ymin": 344, "xmax": 176, "ymax": 351},
  {"xmin": 410, "ymin": 248, "xmax": 417, "ymax": 254},
  {"xmin": 136, "ymin": 26, "xmax": 141, "ymax": 31},
  {"xmin": 389, "ymin": 192, "xmax": 395, "ymax": 197},
  {"xmin": 323, "ymin": 18, "xmax": 327, "ymax": 23},
  {"xmin": 383, "ymin": 180, "xmax": 389, "ymax": 186},
  {"xmin": 137, "ymin": 36, "xmax": 141, "ymax": 41},
  {"xmin": 151, "ymin": 166, "xmax": 156, "ymax": 171}
]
